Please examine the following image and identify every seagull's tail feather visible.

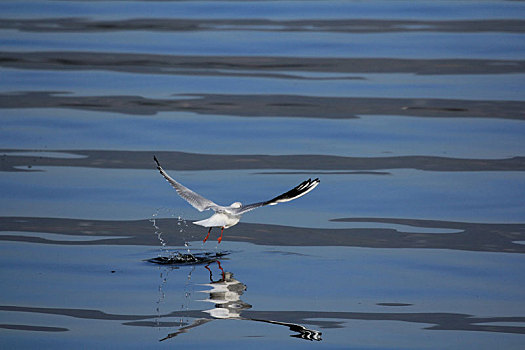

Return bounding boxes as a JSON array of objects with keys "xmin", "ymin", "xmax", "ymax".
[{"xmin": 193, "ymin": 215, "xmax": 231, "ymax": 228}]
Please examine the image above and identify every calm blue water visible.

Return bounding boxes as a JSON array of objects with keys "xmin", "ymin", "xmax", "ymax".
[{"xmin": 1, "ymin": 1, "xmax": 525, "ymax": 349}]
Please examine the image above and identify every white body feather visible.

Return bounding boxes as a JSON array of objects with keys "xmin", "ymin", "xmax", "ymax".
[{"xmin": 193, "ymin": 212, "xmax": 240, "ymax": 229}]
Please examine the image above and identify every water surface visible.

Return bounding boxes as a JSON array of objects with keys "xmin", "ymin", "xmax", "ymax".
[{"xmin": 1, "ymin": 1, "xmax": 524, "ymax": 349}]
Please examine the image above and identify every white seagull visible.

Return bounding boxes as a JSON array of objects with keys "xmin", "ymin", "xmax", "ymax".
[{"xmin": 154, "ymin": 156, "xmax": 320, "ymax": 243}]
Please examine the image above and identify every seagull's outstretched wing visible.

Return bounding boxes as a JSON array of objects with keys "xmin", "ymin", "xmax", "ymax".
[
  {"xmin": 235, "ymin": 178, "xmax": 320, "ymax": 215},
  {"xmin": 154, "ymin": 156, "xmax": 219, "ymax": 212}
]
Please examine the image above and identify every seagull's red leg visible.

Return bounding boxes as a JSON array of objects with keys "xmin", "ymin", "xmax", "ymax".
[
  {"xmin": 216, "ymin": 260, "xmax": 225, "ymax": 280},
  {"xmin": 203, "ymin": 227, "xmax": 212, "ymax": 243},
  {"xmin": 217, "ymin": 227, "xmax": 224, "ymax": 243}
]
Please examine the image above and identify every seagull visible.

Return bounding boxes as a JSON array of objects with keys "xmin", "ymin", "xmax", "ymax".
[{"xmin": 153, "ymin": 156, "xmax": 320, "ymax": 243}]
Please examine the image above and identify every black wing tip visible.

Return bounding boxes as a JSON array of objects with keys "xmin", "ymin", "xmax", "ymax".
[
  {"xmin": 306, "ymin": 178, "xmax": 320, "ymax": 189},
  {"xmin": 153, "ymin": 155, "xmax": 161, "ymax": 168},
  {"xmin": 262, "ymin": 177, "xmax": 320, "ymax": 206},
  {"xmin": 303, "ymin": 178, "xmax": 320, "ymax": 187}
]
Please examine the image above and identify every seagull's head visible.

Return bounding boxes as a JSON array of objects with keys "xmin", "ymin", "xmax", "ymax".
[{"xmin": 230, "ymin": 202, "xmax": 242, "ymax": 209}]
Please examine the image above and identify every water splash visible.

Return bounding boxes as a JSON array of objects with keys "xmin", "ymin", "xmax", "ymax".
[
  {"xmin": 150, "ymin": 211, "xmax": 168, "ymax": 257},
  {"xmin": 149, "ymin": 209, "xmax": 229, "ymax": 265},
  {"xmin": 176, "ymin": 215, "xmax": 191, "ymax": 252},
  {"xmin": 147, "ymin": 251, "xmax": 229, "ymax": 266},
  {"xmin": 151, "ymin": 209, "xmax": 192, "ymax": 256}
]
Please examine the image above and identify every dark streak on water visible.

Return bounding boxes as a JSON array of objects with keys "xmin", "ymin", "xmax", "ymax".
[
  {"xmin": 1, "ymin": 91, "xmax": 524, "ymax": 120},
  {"xmin": 1, "ymin": 216, "xmax": 524, "ymax": 254},
  {"xmin": 1, "ymin": 305, "xmax": 524, "ymax": 335},
  {"xmin": 2, "ymin": 51, "xmax": 525, "ymax": 76},
  {"xmin": 0, "ymin": 324, "xmax": 69, "ymax": 333},
  {"xmin": 2, "ymin": 18, "xmax": 525, "ymax": 34},
  {"xmin": 2, "ymin": 149, "xmax": 525, "ymax": 172}
]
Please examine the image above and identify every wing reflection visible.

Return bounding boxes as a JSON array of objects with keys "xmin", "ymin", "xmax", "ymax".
[
  {"xmin": 251, "ymin": 318, "xmax": 322, "ymax": 341},
  {"xmin": 159, "ymin": 261, "xmax": 321, "ymax": 341}
]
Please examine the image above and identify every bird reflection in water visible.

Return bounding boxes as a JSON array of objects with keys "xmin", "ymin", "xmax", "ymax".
[{"xmin": 160, "ymin": 261, "xmax": 322, "ymax": 342}]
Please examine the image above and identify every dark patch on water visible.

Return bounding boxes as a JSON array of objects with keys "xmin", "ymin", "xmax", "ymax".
[
  {"xmin": 4, "ymin": 305, "xmax": 524, "ymax": 335},
  {"xmin": 1, "ymin": 91, "xmax": 525, "ymax": 120},
  {"xmin": 123, "ymin": 321, "xmax": 188, "ymax": 328},
  {"xmin": 264, "ymin": 250, "xmax": 311, "ymax": 257},
  {"xmin": 403, "ymin": 106, "xmax": 469, "ymax": 112},
  {"xmin": 2, "ymin": 149, "xmax": 525, "ymax": 173},
  {"xmin": 2, "ymin": 52, "xmax": 525, "ymax": 77},
  {"xmin": 2, "ymin": 216, "xmax": 525, "ymax": 253},
  {"xmin": 0, "ymin": 324, "xmax": 69, "ymax": 332},
  {"xmin": 255, "ymin": 171, "xmax": 392, "ymax": 175},
  {"xmin": 2, "ymin": 18, "xmax": 525, "ymax": 34}
]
